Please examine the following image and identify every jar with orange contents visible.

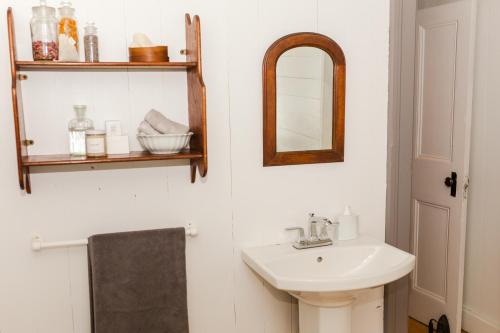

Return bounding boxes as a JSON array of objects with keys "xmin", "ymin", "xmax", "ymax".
[{"xmin": 58, "ymin": 1, "xmax": 78, "ymax": 51}]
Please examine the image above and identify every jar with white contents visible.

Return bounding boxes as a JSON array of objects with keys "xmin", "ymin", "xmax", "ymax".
[{"xmin": 85, "ymin": 130, "xmax": 107, "ymax": 157}]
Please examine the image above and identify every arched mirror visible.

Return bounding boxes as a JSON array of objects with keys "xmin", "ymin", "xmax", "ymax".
[{"xmin": 263, "ymin": 33, "xmax": 345, "ymax": 166}]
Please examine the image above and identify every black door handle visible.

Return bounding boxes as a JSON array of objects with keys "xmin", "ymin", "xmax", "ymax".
[{"xmin": 444, "ymin": 172, "xmax": 457, "ymax": 197}]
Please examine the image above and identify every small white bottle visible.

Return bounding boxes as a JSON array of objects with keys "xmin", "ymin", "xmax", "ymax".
[
  {"xmin": 337, "ymin": 206, "xmax": 359, "ymax": 241},
  {"xmin": 68, "ymin": 105, "xmax": 93, "ymax": 156}
]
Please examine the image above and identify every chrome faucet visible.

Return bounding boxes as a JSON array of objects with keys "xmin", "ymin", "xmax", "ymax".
[{"xmin": 286, "ymin": 213, "xmax": 338, "ymax": 249}]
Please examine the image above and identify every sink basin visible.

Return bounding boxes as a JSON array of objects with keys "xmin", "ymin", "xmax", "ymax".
[
  {"xmin": 242, "ymin": 236, "xmax": 415, "ymax": 293},
  {"xmin": 241, "ymin": 237, "xmax": 415, "ymax": 333}
]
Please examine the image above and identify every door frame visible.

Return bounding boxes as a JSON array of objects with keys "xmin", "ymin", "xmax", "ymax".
[
  {"xmin": 385, "ymin": 0, "xmax": 418, "ymax": 332},
  {"xmin": 386, "ymin": 1, "xmax": 477, "ymax": 332}
]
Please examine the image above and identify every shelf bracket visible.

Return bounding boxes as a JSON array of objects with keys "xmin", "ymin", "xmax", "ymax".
[
  {"xmin": 185, "ymin": 14, "xmax": 208, "ymax": 183},
  {"xmin": 8, "ymin": 8, "xmax": 31, "ymax": 194}
]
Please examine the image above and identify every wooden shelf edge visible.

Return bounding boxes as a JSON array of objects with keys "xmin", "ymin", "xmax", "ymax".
[
  {"xmin": 16, "ymin": 61, "xmax": 197, "ymax": 70},
  {"xmin": 22, "ymin": 151, "xmax": 203, "ymax": 167}
]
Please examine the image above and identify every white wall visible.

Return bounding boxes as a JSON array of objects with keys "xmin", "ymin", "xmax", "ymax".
[
  {"xmin": 0, "ymin": 0, "xmax": 390, "ymax": 332},
  {"xmin": 463, "ymin": 1, "xmax": 500, "ymax": 332}
]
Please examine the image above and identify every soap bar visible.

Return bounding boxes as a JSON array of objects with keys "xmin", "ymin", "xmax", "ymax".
[
  {"xmin": 106, "ymin": 135, "xmax": 130, "ymax": 155},
  {"xmin": 129, "ymin": 33, "xmax": 154, "ymax": 47}
]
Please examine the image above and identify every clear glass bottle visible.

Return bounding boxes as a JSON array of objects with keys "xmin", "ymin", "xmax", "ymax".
[
  {"xmin": 84, "ymin": 22, "xmax": 99, "ymax": 62},
  {"xmin": 58, "ymin": 1, "xmax": 79, "ymax": 50},
  {"xmin": 68, "ymin": 105, "xmax": 93, "ymax": 156},
  {"xmin": 30, "ymin": 0, "xmax": 59, "ymax": 61}
]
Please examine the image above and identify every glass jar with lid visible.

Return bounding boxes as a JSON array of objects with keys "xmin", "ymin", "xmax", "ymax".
[
  {"xmin": 58, "ymin": 1, "xmax": 79, "ymax": 51},
  {"xmin": 84, "ymin": 22, "xmax": 99, "ymax": 62},
  {"xmin": 30, "ymin": 0, "xmax": 59, "ymax": 61},
  {"xmin": 68, "ymin": 105, "xmax": 93, "ymax": 156}
]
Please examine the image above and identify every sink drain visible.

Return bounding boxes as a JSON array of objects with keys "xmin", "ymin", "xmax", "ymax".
[{"xmin": 316, "ymin": 256, "xmax": 323, "ymax": 263}]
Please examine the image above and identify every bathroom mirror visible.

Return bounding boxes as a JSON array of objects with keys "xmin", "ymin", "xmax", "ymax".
[{"xmin": 263, "ymin": 33, "xmax": 345, "ymax": 166}]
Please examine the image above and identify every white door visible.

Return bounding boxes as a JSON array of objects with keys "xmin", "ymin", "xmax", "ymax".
[{"xmin": 409, "ymin": 1, "xmax": 476, "ymax": 333}]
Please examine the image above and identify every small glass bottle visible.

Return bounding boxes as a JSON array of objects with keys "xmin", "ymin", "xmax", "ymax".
[
  {"xmin": 58, "ymin": 1, "xmax": 78, "ymax": 50},
  {"xmin": 30, "ymin": 0, "xmax": 59, "ymax": 61},
  {"xmin": 84, "ymin": 22, "xmax": 99, "ymax": 62},
  {"xmin": 68, "ymin": 105, "xmax": 93, "ymax": 156}
]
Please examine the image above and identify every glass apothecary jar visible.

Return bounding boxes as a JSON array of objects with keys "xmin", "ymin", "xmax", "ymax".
[
  {"xmin": 84, "ymin": 22, "xmax": 99, "ymax": 62},
  {"xmin": 68, "ymin": 105, "xmax": 93, "ymax": 156},
  {"xmin": 58, "ymin": 1, "xmax": 79, "ymax": 50},
  {"xmin": 30, "ymin": 0, "xmax": 59, "ymax": 61}
]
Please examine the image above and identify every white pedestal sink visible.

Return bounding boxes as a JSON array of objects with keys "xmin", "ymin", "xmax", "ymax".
[{"xmin": 241, "ymin": 237, "xmax": 415, "ymax": 333}]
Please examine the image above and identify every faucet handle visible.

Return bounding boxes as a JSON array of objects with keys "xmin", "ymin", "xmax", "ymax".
[
  {"xmin": 308, "ymin": 213, "xmax": 320, "ymax": 241},
  {"xmin": 319, "ymin": 218, "xmax": 338, "ymax": 240},
  {"xmin": 286, "ymin": 227, "xmax": 306, "ymax": 244}
]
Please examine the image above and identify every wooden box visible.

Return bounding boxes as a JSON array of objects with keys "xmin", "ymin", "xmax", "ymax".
[{"xmin": 128, "ymin": 46, "xmax": 169, "ymax": 62}]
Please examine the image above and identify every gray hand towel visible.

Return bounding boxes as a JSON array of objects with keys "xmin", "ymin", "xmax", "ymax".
[
  {"xmin": 88, "ymin": 228, "xmax": 189, "ymax": 333},
  {"xmin": 144, "ymin": 109, "xmax": 189, "ymax": 134}
]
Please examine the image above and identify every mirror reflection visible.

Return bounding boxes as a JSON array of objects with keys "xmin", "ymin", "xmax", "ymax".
[{"xmin": 276, "ymin": 46, "xmax": 334, "ymax": 152}]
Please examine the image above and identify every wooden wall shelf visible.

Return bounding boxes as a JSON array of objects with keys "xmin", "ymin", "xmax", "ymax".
[
  {"xmin": 22, "ymin": 151, "xmax": 203, "ymax": 167},
  {"xmin": 7, "ymin": 8, "xmax": 207, "ymax": 194}
]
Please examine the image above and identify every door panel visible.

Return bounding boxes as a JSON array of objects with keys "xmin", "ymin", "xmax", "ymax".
[
  {"xmin": 414, "ymin": 200, "xmax": 450, "ymax": 300},
  {"xmin": 417, "ymin": 21, "xmax": 457, "ymax": 160},
  {"xmin": 409, "ymin": 1, "xmax": 476, "ymax": 333}
]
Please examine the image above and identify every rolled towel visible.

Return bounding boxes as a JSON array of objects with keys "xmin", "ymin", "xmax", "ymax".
[
  {"xmin": 138, "ymin": 120, "xmax": 161, "ymax": 135},
  {"xmin": 145, "ymin": 109, "xmax": 189, "ymax": 134}
]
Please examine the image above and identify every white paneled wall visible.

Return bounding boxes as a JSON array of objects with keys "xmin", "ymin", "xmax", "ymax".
[
  {"xmin": 463, "ymin": 1, "xmax": 500, "ymax": 332},
  {"xmin": 0, "ymin": 0, "xmax": 390, "ymax": 332}
]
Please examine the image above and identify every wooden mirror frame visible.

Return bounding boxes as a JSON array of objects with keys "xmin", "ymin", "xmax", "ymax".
[{"xmin": 263, "ymin": 32, "xmax": 346, "ymax": 166}]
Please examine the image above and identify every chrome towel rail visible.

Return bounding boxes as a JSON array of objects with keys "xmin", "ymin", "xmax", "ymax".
[{"xmin": 31, "ymin": 224, "xmax": 198, "ymax": 251}]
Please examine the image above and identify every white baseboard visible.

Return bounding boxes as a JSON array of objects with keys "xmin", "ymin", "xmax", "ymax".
[{"xmin": 462, "ymin": 306, "xmax": 500, "ymax": 333}]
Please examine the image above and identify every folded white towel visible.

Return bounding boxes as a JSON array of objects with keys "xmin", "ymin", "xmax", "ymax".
[
  {"xmin": 138, "ymin": 121, "xmax": 161, "ymax": 135},
  {"xmin": 144, "ymin": 109, "xmax": 189, "ymax": 134}
]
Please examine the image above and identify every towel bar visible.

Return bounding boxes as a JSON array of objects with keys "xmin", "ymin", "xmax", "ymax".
[{"xmin": 31, "ymin": 225, "xmax": 198, "ymax": 251}]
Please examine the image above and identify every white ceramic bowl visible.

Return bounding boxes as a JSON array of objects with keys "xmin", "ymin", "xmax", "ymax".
[{"xmin": 137, "ymin": 132, "xmax": 193, "ymax": 154}]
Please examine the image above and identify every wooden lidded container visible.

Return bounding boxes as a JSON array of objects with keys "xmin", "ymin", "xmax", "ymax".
[{"xmin": 129, "ymin": 46, "xmax": 169, "ymax": 62}]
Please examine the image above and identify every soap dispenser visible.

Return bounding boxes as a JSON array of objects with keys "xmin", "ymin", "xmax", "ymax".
[{"xmin": 337, "ymin": 206, "xmax": 359, "ymax": 240}]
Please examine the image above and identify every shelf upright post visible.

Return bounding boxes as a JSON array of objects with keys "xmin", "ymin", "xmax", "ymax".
[
  {"xmin": 185, "ymin": 14, "xmax": 207, "ymax": 183},
  {"xmin": 7, "ymin": 8, "xmax": 31, "ymax": 193}
]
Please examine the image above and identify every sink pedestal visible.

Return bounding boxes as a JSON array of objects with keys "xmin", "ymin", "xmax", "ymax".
[
  {"xmin": 299, "ymin": 301, "xmax": 353, "ymax": 333},
  {"xmin": 291, "ymin": 292, "xmax": 356, "ymax": 333}
]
